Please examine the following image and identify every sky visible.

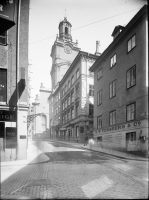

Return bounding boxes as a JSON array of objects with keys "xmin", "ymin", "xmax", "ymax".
[{"xmin": 28, "ymin": 0, "xmax": 147, "ymax": 102}]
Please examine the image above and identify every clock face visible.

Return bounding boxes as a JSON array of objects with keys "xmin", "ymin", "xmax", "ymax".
[{"xmin": 64, "ymin": 45, "xmax": 72, "ymax": 54}]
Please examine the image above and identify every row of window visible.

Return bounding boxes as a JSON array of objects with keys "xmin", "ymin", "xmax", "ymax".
[
  {"xmin": 97, "ymin": 102, "xmax": 135, "ymax": 129},
  {"xmin": 97, "ymin": 34, "xmax": 136, "ymax": 80},
  {"xmin": 62, "ymin": 84, "xmax": 80, "ymax": 110},
  {"xmin": 62, "ymin": 69, "xmax": 80, "ymax": 97},
  {"xmin": 62, "ymin": 92, "xmax": 74, "ymax": 110},
  {"xmin": 62, "ymin": 106, "xmax": 76, "ymax": 124},
  {"xmin": 62, "ymin": 103, "xmax": 93, "ymax": 124},
  {"xmin": 97, "ymin": 65, "xmax": 136, "ymax": 105}
]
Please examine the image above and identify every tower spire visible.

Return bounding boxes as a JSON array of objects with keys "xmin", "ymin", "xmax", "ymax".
[{"xmin": 64, "ymin": 9, "xmax": 67, "ymax": 19}]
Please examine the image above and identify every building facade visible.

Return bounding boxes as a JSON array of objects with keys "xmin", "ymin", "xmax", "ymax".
[
  {"xmin": 90, "ymin": 5, "xmax": 148, "ymax": 154},
  {"xmin": 49, "ymin": 17, "xmax": 80, "ymax": 140},
  {"xmin": 49, "ymin": 51, "xmax": 98, "ymax": 142},
  {"xmin": 0, "ymin": 0, "xmax": 30, "ymax": 161},
  {"xmin": 49, "ymin": 17, "xmax": 99, "ymax": 142},
  {"xmin": 31, "ymin": 83, "xmax": 51, "ymax": 138},
  {"xmin": 58, "ymin": 51, "xmax": 98, "ymax": 142}
]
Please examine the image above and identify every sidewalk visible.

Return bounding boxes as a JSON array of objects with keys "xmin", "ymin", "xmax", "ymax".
[
  {"xmin": 1, "ymin": 140, "xmax": 50, "ymax": 167},
  {"xmin": 48, "ymin": 139, "xmax": 148, "ymax": 161}
]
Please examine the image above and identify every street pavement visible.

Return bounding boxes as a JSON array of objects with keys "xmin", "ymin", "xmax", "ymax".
[
  {"xmin": 1, "ymin": 139, "xmax": 149, "ymax": 199},
  {"xmin": 48, "ymin": 139, "xmax": 148, "ymax": 161}
]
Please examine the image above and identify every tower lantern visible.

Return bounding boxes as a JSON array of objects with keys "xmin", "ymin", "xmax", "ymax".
[{"xmin": 58, "ymin": 17, "xmax": 72, "ymax": 42}]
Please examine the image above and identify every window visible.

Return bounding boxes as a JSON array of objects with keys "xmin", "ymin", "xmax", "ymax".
[
  {"xmin": 71, "ymin": 107, "xmax": 74, "ymax": 119},
  {"xmin": 110, "ymin": 110, "xmax": 116, "ymax": 125},
  {"xmin": 127, "ymin": 103, "xmax": 135, "ymax": 121},
  {"xmin": 110, "ymin": 80, "xmax": 116, "ymax": 98},
  {"xmin": 62, "ymin": 89, "xmax": 64, "ymax": 96},
  {"xmin": 97, "ymin": 90, "xmax": 102, "ymax": 105},
  {"xmin": 68, "ymin": 110, "xmax": 70, "ymax": 121},
  {"xmin": 128, "ymin": 35, "xmax": 136, "ymax": 52},
  {"xmin": 62, "ymin": 116, "xmax": 65, "ymax": 124},
  {"xmin": 0, "ymin": 31, "xmax": 7, "ymax": 46},
  {"xmin": 65, "ymin": 99, "xmax": 67, "ymax": 108},
  {"xmin": 97, "ymin": 116, "xmax": 102, "ymax": 129},
  {"xmin": 0, "ymin": 69, "xmax": 7, "ymax": 103},
  {"xmin": 76, "ymin": 86, "xmax": 79, "ymax": 98},
  {"xmin": 62, "ymin": 102, "xmax": 65, "ymax": 110},
  {"xmin": 71, "ymin": 92, "xmax": 74, "ymax": 102},
  {"xmin": 89, "ymin": 104, "xmax": 94, "ymax": 116},
  {"xmin": 65, "ymin": 113, "xmax": 67, "ymax": 123},
  {"xmin": 76, "ymin": 104, "xmax": 79, "ymax": 117},
  {"xmin": 76, "ymin": 69, "xmax": 79, "ymax": 79},
  {"xmin": 71, "ymin": 76, "xmax": 74, "ymax": 85},
  {"xmin": 110, "ymin": 54, "xmax": 116, "ymax": 68},
  {"xmin": 89, "ymin": 85, "xmax": 94, "ymax": 96},
  {"xmin": 59, "ymin": 92, "xmax": 60, "ymax": 99},
  {"xmin": 127, "ymin": 132, "xmax": 136, "ymax": 142},
  {"xmin": 97, "ymin": 68, "xmax": 102, "ymax": 80},
  {"xmin": 65, "ymin": 27, "xmax": 68, "ymax": 34},
  {"xmin": 68, "ymin": 96, "xmax": 70, "ymax": 106},
  {"xmin": 127, "ymin": 66, "xmax": 136, "ymax": 89},
  {"xmin": 65, "ymin": 85, "xmax": 67, "ymax": 93},
  {"xmin": 68, "ymin": 81, "xmax": 70, "ymax": 89}
]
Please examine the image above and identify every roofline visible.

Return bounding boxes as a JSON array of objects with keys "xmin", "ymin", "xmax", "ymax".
[
  {"xmin": 90, "ymin": 4, "xmax": 148, "ymax": 72},
  {"xmin": 39, "ymin": 89, "xmax": 51, "ymax": 93},
  {"xmin": 59, "ymin": 50, "xmax": 99, "ymax": 86}
]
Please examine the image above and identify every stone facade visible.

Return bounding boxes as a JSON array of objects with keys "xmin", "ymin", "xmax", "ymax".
[{"xmin": 31, "ymin": 84, "xmax": 51, "ymax": 137}]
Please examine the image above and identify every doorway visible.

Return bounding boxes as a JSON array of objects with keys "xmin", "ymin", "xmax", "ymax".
[{"xmin": 126, "ymin": 132, "xmax": 136, "ymax": 151}]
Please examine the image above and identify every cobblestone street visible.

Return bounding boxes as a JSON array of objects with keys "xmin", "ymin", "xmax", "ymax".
[{"xmin": 1, "ymin": 140, "xmax": 148, "ymax": 199}]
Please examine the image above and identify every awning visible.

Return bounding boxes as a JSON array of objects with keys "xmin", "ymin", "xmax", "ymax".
[
  {"xmin": 0, "ymin": 16, "xmax": 15, "ymax": 34},
  {"xmin": 0, "ymin": 1, "xmax": 16, "ymax": 34}
]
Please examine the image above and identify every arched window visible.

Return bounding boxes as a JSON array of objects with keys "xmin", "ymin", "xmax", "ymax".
[{"xmin": 65, "ymin": 27, "xmax": 68, "ymax": 34}]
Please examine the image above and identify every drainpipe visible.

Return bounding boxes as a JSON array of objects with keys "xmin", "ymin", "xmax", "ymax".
[
  {"xmin": 16, "ymin": 0, "xmax": 21, "ymax": 160},
  {"xmin": 86, "ymin": 55, "xmax": 88, "ymax": 138}
]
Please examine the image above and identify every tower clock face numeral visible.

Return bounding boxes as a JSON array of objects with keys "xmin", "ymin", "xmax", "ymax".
[{"xmin": 64, "ymin": 45, "xmax": 72, "ymax": 54}]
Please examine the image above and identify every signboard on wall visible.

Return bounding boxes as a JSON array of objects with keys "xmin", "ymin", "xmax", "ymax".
[
  {"xmin": 0, "ymin": 110, "xmax": 16, "ymax": 122},
  {"xmin": 6, "ymin": 127, "xmax": 17, "ymax": 149}
]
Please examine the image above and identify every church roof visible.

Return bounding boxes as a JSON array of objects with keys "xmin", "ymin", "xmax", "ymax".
[{"xmin": 58, "ymin": 17, "xmax": 72, "ymax": 29}]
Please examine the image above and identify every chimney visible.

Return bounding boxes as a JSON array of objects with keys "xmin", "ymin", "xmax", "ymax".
[{"xmin": 95, "ymin": 41, "xmax": 101, "ymax": 56}]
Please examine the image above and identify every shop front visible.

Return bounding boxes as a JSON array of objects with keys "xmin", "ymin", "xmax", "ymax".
[
  {"xmin": 0, "ymin": 110, "xmax": 17, "ymax": 161},
  {"xmin": 0, "ymin": 107, "xmax": 28, "ymax": 161},
  {"xmin": 94, "ymin": 119, "xmax": 148, "ymax": 154}
]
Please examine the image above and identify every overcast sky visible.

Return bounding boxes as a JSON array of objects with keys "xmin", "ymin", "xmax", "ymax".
[{"xmin": 28, "ymin": 0, "xmax": 147, "ymax": 101}]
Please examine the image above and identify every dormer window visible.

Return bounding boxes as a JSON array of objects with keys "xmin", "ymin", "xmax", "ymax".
[
  {"xmin": 111, "ymin": 25, "xmax": 124, "ymax": 40},
  {"xmin": 65, "ymin": 27, "xmax": 68, "ymax": 34}
]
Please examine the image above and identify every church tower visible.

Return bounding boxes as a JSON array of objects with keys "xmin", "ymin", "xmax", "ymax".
[{"xmin": 50, "ymin": 17, "xmax": 80, "ymax": 91}]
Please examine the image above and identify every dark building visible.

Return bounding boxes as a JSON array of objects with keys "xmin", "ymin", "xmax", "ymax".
[
  {"xmin": 0, "ymin": 0, "xmax": 30, "ymax": 161},
  {"xmin": 90, "ymin": 5, "xmax": 148, "ymax": 154}
]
